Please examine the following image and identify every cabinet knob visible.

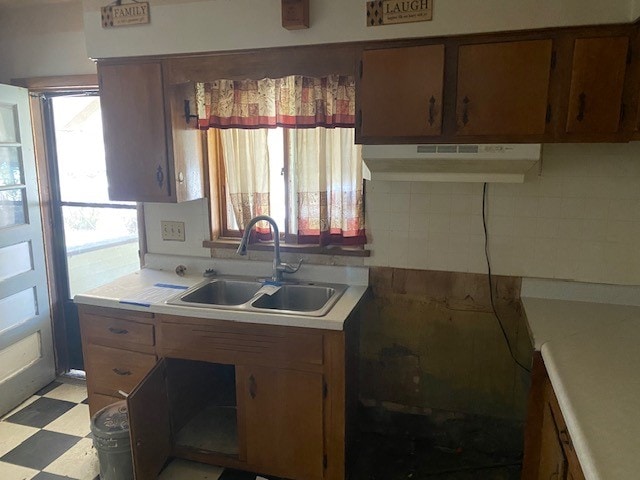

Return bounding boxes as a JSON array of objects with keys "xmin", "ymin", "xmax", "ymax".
[
  {"xmin": 462, "ymin": 96, "xmax": 470, "ymax": 126},
  {"xmin": 249, "ymin": 374, "xmax": 257, "ymax": 399},
  {"xmin": 428, "ymin": 96, "xmax": 436, "ymax": 127},
  {"xmin": 577, "ymin": 93, "xmax": 586, "ymax": 121},
  {"xmin": 156, "ymin": 165, "xmax": 164, "ymax": 189}
]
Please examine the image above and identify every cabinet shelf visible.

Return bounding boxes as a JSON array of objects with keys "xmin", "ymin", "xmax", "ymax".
[{"xmin": 175, "ymin": 405, "xmax": 238, "ymax": 457}]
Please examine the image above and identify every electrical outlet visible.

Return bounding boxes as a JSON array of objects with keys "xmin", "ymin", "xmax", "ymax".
[{"xmin": 161, "ymin": 221, "xmax": 185, "ymax": 241}]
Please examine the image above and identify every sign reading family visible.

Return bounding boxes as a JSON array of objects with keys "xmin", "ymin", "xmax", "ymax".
[
  {"xmin": 101, "ymin": 1, "xmax": 150, "ymax": 28},
  {"xmin": 366, "ymin": 0, "xmax": 433, "ymax": 26}
]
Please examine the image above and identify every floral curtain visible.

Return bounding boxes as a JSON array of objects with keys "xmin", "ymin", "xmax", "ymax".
[
  {"xmin": 288, "ymin": 128, "xmax": 366, "ymax": 245},
  {"xmin": 196, "ymin": 75, "xmax": 356, "ymax": 129},
  {"xmin": 219, "ymin": 128, "xmax": 272, "ymax": 239}
]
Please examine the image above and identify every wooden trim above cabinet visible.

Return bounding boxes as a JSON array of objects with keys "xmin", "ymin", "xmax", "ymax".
[{"xmin": 11, "ymin": 74, "xmax": 99, "ymax": 92}]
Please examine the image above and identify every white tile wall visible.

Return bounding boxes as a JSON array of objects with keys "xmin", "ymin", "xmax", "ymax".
[{"xmin": 365, "ymin": 143, "xmax": 640, "ymax": 285}]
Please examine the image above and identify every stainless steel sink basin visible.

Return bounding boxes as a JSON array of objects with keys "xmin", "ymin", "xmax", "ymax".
[
  {"xmin": 251, "ymin": 285, "xmax": 337, "ymax": 312},
  {"xmin": 167, "ymin": 277, "xmax": 347, "ymax": 317},
  {"xmin": 178, "ymin": 279, "xmax": 263, "ymax": 306}
]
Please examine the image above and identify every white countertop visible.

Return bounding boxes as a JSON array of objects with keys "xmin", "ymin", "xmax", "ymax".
[
  {"xmin": 521, "ymin": 278, "xmax": 640, "ymax": 480},
  {"xmin": 74, "ymin": 260, "xmax": 369, "ymax": 331}
]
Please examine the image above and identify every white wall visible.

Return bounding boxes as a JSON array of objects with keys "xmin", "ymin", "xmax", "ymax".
[
  {"xmin": 364, "ymin": 143, "xmax": 640, "ymax": 285},
  {"xmin": 144, "ymin": 198, "xmax": 211, "ymax": 257},
  {"xmin": 83, "ymin": 0, "xmax": 634, "ymax": 59},
  {"xmin": 0, "ymin": 1, "xmax": 96, "ymax": 84},
  {"xmin": 632, "ymin": 0, "xmax": 640, "ymax": 19}
]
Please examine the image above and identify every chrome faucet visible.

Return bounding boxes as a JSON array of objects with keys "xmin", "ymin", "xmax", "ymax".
[{"xmin": 236, "ymin": 215, "xmax": 302, "ymax": 283}]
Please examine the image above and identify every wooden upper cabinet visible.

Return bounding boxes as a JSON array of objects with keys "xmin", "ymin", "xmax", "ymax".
[
  {"xmin": 358, "ymin": 44, "xmax": 445, "ymax": 140},
  {"xmin": 98, "ymin": 62, "xmax": 204, "ymax": 203},
  {"xmin": 565, "ymin": 36, "xmax": 629, "ymax": 134},
  {"xmin": 455, "ymin": 39, "xmax": 553, "ymax": 137}
]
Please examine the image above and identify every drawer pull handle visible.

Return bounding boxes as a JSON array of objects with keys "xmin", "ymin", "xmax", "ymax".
[
  {"xmin": 113, "ymin": 368, "xmax": 132, "ymax": 376},
  {"xmin": 559, "ymin": 429, "xmax": 571, "ymax": 447},
  {"xmin": 249, "ymin": 374, "xmax": 257, "ymax": 399},
  {"xmin": 108, "ymin": 327, "xmax": 128, "ymax": 335}
]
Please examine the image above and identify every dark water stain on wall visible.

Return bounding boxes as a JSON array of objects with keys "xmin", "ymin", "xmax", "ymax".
[{"xmin": 358, "ymin": 268, "xmax": 532, "ymax": 452}]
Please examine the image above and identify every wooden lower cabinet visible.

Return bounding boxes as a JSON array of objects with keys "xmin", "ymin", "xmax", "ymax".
[
  {"xmin": 522, "ymin": 353, "xmax": 585, "ymax": 480},
  {"xmin": 238, "ymin": 365, "xmax": 325, "ymax": 480},
  {"xmin": 79, "ymin": 306, "xmax": 355, "ymax": 480}
]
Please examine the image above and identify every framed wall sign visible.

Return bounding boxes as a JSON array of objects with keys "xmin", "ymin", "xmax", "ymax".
[
  {"xmin": 366, "ymin": 0, "xmax": 433, "ymax": 27},
  {"xmin": 101, "ymin": 1, "xmax": 150, "ymax": 28}
]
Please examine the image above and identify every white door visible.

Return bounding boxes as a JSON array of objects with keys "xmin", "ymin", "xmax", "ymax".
[{"xmin": 0, "ymin": 84, "xmax": 55, "ymax": 415}]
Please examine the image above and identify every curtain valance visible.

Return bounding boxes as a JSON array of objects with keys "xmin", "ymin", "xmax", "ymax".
[{"xmin": 196, "ymin": 75, "xmax": 356, "ymax": 129}]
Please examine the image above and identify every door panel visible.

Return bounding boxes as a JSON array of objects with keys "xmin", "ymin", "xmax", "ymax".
[
  {"xmin": 566, "ymin": 36, "xmax": 629, "ymax": 134},
  {"xmin": 456, "ymin": 40, "xmax": 553, "ymax": 136},
  {"xmin": 359, "ymin": 45, "xmax": 445, "ymax": 138},
  {"xmin": 239, "ymin": 365, "xmax": 324, "ymax": 480},
  {"xmin": 0, "ymin": 84, "xmax": 55, "ymax": 415},
  {"xmin": 99, "ymin": 62, "xmax": 170, "ymax": 202},
  {"xmin": 127, "ymin": 358, "xmax": 171, "ymax": 480}
]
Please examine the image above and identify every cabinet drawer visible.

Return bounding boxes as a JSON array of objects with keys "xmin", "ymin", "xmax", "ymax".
[
  {"xmin": 159, "ymin": 319, "xmax": 324, "ymax": 366},
  {"xmin": 85, "ymin": 344, "xmax": 156, "ymax": 397},
  {"xmin": 81, "ymin": 314, "xmax": 155, "ymax": 349}
]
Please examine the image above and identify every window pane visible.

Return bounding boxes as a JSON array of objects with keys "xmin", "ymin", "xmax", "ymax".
[
  {"xmin": 52, "ymin": 96, "xmax": 131, "ymax": 205},
  {"xmin": 0, "ymin": 188, "xmax": 26, "ymax": 228},
  {"xmin": 62, "ymin": 206, "xmax": 139, "ymax": 297},
  {"xmin": 0, "ymin": 104, "xmax": 17, "ymax": 143},
  {"xmin": 267, "ymin": 128, "xmax": 286, "ymax": 234},
  {"xmin": 0, "ymin": 147, "xmax": 23, "ymax": 187}
]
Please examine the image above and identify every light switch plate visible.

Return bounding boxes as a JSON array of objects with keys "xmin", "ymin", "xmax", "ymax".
[{"xmin": 161, "ymin": 221, "xmax": 185, "ymax": 241}]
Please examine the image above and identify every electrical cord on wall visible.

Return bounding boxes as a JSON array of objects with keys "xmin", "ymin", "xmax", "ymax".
[{"xmin": 482, "ymin": 183, "xmax": 531, "ymax": 374}]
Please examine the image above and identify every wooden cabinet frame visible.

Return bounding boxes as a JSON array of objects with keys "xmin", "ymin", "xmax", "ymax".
[
  {"xmin": 522, "ymin": 352, "xmax": 586, "ymax": 480},
  {"xmin": 79, "ymin": 304, "xmax": 360, "ymax": 480},
  {"xmin": 355, "ymin": 23, "xmax": 638, "ymax": 144}
]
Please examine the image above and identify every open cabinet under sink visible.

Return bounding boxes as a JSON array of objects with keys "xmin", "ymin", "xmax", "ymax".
[{"xmin": 78, "ymin": 304, "xmax": 361, "ymax": 480}]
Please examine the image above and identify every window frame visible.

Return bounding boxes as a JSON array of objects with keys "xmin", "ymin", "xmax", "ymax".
[{"xmin": 206, "ymin": 127, "xmax": 369, "ymax": 257}]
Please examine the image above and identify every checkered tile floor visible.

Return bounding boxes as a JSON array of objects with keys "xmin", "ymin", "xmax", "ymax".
[{"xmin": 0, "ymin": 378, "xmax": 276, "ymax": 480}]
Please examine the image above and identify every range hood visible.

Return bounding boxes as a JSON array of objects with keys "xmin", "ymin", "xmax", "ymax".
[{"xmin": 361, "ymin": 144, "xmax": 541, "ymax": 183}]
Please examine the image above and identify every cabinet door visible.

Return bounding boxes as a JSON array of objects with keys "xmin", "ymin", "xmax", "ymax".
[
  {"xmin": 238, "ymin": 365, "xmax": 324, "ymax": 480},
  {"xmin": 358, "ymin": 45, "xmax": 445, "ymax": 139},
  {"xmin": 456, "ymin": 40, "xmax": 553, "ymax": 136},
  {"xmin": 538, "ymin": 402, "xmax": 567, "ymax": 480},
  {"xmin": 565, "ymin": 36, "xmax": 629, "ymax": 134},
  {"xmin": 128, "ymin": 358, "xmax": 172, "ymax": 480},
  {"xmin": 99, "ymin": 62, "xmax": 171, "ymax": 202}
]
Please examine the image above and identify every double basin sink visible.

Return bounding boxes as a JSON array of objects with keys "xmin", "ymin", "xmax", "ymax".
[{"xmin": 167, "ymin": 278, "xmax": 347, "ymax": 317}]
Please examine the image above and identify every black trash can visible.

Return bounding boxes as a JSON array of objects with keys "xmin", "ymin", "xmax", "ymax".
[{"xmin": 91, "ymin": 401, "xmax": 134, "ymax": 480}]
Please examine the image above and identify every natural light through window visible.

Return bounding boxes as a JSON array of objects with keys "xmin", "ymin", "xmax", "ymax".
[{"xmin": 51, "ymin": 95, "xmax": 139, "ymax": 297}]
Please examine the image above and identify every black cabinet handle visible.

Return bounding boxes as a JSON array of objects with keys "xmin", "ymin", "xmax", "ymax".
[
  {"xmin": 428, "ymin": 96, "xmax": 436, "ymax": 127},
  {"xmin": 112, "ymin": 368, "xmax": 132, "ymax": 376},
  {"xmin": 249, "ymin": 374, "xmax": 257, "ymax": 399},
  {"xmin": 156, "ymin": 165, "xmax": 164, "ymax": 188},
  {"xmin": 108, "ymin": 327, "xmax": 128, "ymax": 335},
  {"xmin": 577, "ymin": 92, "xmax": 586, "ymax": 121},
  {"xmin": 183, "ymin": 100, "xmax": 198, "ymax": 125},
  {"xmin": 462, "ymin": 96, "xmax": 470, "ymax": 126}
]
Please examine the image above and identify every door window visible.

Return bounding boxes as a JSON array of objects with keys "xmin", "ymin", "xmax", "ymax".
[{"xmin": 48, "ymin": 95, "xmax": 140, "ymax": 298}]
